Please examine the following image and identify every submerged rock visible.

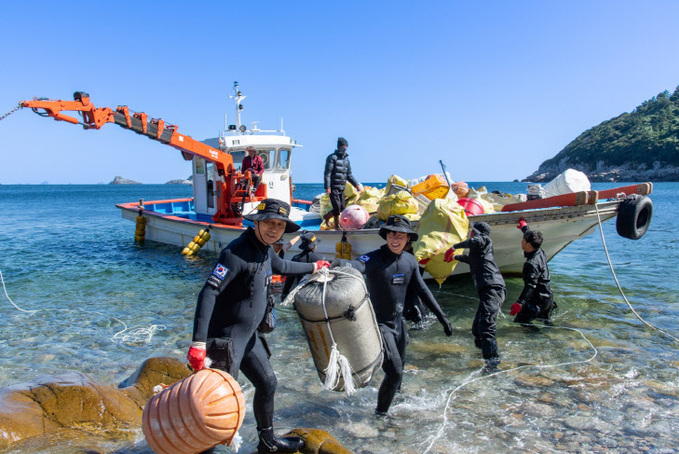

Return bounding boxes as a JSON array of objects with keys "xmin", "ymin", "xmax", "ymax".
[
  {"xmin": 0, "ymin": 358, "xmax": 353, "ymax": 454},
  {"xmin": 0, "ymin": 356, "xmax": 191, "ymax": 451}
]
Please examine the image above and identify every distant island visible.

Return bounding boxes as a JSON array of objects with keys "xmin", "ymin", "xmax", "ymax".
[
  {"xmin": 526, "ymin": 86, "xmax": 679, "ymax": 182},
  {"xmin": 110, "ymin": 176, "xmax": 141, "ymax": 185},
  {"xmin": 109, "ymin": 176, "xmax": 192, "ymax": 185}
]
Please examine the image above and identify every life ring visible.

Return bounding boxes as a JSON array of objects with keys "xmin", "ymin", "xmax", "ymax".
[
  {"xmin": 259, "ymin": 152, "xmax": 269, "ymax": 167},
  {"xmin": 616, "ymin": 195, "xmax": 653, "ymax": 240}
]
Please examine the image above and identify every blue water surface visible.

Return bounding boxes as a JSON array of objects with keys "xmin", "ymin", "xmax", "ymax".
[{"xmin": 0, "ymin": 182, "xmax": 677, "ymax": 453}]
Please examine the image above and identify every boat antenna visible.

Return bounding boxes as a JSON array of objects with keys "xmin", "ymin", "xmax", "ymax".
[{"xmin": 229, "ymin": 81, "xmax": 246, "ymax": 133}]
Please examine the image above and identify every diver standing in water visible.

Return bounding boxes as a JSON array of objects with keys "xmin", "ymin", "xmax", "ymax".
[
  {"xmin": 187, "ymin": 199, "xmax": 330, "ymax": 454},
  {"xmin": 343, "ymin": 215, "xmax": 453, "ymax": 415},
  {"xmin": 509, "ymin": 219, "xmax": 557, "ymax": 325},
  {"xmin": 445, "ymin": 221, "xmax": 505, "ymax": 372}
]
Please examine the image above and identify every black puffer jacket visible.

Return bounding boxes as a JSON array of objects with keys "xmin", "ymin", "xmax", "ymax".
[
  {"xmin": 324, "ymin": 149, "xmax": 360, "ymax": 191},
  {"xmin": 454, "ymin": 233, "xmax": 505, "ymax": 291}
]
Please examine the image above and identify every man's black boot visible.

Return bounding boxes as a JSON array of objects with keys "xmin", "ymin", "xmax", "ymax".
[{"xmin": 257, "ymin": 427, "xmax": 304, "ymax": 453}]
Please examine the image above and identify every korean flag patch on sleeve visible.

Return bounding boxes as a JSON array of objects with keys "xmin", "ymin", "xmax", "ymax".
[
  {"xmin": 207, "ymin": 263, "xmax": 229, "ymax": 288},
  {"xmin": 358, "ymin": 254, "xmax": 370, "ymax": 263}
]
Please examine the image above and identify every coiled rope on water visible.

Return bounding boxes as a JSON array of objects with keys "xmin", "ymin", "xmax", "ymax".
[{"xmin": 0, "ymin": 269, "xmax": 165, "ymax": 345}]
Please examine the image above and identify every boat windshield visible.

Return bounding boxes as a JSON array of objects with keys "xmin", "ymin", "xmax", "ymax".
[
  {"xmin": 277, "ymin": 148, "xmax": 291, "ymax": 170},
  {"xmin": 231, "ymin": 150, "xmax": 246, "ymax": 170}
]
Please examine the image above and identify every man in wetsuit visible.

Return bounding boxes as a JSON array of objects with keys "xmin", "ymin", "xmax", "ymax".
[
  {"xmin": 187, "ymin": 199, "xmax": 330, "ymax": 454},
  {"xmin": 444, "ymin": 221, "xmax": 505, "ymax": 372},
  {"xmin": 509, "ymin": 219, "xmax": 556, "ymax": 325},
  {"xmin": 281, "ymin": 231, "xmax": 323, "ymax": 301},
  {"xmin": 345, "ymin": 215, "xmax": 453, "ymax": 415},
  {"xmin": 323, "ymin": 137, "xmax": 363, "ymax": 229}
]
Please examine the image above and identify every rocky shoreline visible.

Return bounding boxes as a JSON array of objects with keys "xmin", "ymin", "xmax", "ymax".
[{"xmin": 524, "ymin": 162, "xmax": 679, "ymax": 183}]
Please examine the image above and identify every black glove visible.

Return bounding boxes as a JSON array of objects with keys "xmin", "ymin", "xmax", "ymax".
[
  {"xmin": 441, "ymin": 318, "xmax": 453, "ymax": 337},
  {"xmin": 330, "ymin": 257, "xmax": 343, "ymax": 269}
]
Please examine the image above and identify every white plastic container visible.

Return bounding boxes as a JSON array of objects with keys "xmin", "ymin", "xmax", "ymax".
[{"xmin": 542, "ymin": 169, "xmax": 591, "ymax": 197}]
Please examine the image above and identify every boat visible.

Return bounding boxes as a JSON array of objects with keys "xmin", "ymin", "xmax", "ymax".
[{"xmin": 19, "ymin": 84, "xmax": 654, "ymax": 277}]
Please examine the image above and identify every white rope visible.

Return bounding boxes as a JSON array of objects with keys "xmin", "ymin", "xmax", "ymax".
[
  {"xmin": 0, "ymin": 268, "xmax": 164, "ymax": 345},
  {"xmin": 594, "ymin": 204, "xmax": 679, "ymax": 343},
  {"xmin": 0, "ymin": 269, "xmax": 37, "ymax": 313},
  {"xmin": 421, "ymin": 325, "xmax": 598, "ymax": 454},
  {"xmin": 284, "ymin": 267, "xmax": 372, "ymax": 395}
]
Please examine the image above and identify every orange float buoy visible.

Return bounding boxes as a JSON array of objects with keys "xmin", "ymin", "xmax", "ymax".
[{"xmin": 142, "ymin": 368, "xmax": 245, "ymax": 454}]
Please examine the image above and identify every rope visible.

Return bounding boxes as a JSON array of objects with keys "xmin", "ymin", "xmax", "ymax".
[
  {"xmin": 0, "ymin": 268, "xmax": 165, "ymax": 345},
  {"xmin": 283, "ymin": 267, "xmax": 373, "ymax": 395},
  {"xmin": 421, "ymin": 324, "xmax": 598, "ymax": 454},
  {"xmin": 0, "ymin": 270, "xmax": 37, "ymax": 313},
  {"xmin": 594, "ymin": 204, "xmax": 679, "ymax": 343}
]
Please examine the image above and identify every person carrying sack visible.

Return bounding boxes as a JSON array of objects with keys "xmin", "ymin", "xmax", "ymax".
[{"xmin": 187, "ymin": 199, "xmax": 330, "ymax": 454}]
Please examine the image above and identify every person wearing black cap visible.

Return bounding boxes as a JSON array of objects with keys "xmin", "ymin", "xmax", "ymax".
[
  {"xmin": 281, "ymin": 231, "xmax": 323, "ymax": 300},
  {"xmin": 444, "ymin": 221, "xmax": 506, "ymax": 372},
  {"xmin": 323, "ymin": 137, "xmax": 363, "ymax": 229},
  {"xmin": 343, "ymin": 215, "xmax": 453, "ymax": 415},
  {"xmin": 187, "ymin": 199, "xmax": 330, "ymax": 454},
  {"xmin": 509, "ymin": 219, "xmax": 556, "ymax": 325}
]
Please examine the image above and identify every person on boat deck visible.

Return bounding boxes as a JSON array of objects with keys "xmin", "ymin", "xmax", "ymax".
[
  {"xmin": 444, "ymin": 221, "xmax": 505, "ymax": 372},
  {"xmin": 323, "ymin": 137, "xmax": 363, "ymax": 229},
  {"xmin": 242, "ymin": 146, "xmax": 264, "ymax": 191},
  {"xmin": 339, "ymin": 215, "xmax": 453, "ymax": 415},
  {"xmin": 281, "ymin": 231, "xmax": 323, "ymax": 301},
  {"xmin": 509, "ymin": 219, "xmax": 557, "ymax": 325},
  {"xmin": 187, "ymin": 199, "xmax": 330, "ymax": 454}
]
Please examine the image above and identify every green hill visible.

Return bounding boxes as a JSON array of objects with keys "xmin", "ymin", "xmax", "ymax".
[{"xmin": 526, "ymin": 86, "xmax": 679, "ymax": 182}]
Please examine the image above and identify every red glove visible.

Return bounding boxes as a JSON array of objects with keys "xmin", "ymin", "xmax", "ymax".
[
  {"xmin": 443, "ymin": 248, "xmax": 455, "ymax": 263},
  {"xmin": 187, "ymin": 345, "xmax": 206, "ymax": 371},
  {"xmin": 517, "ymin": 218, "xmax": 528, "ymax": 230},
  {"xmin": 418, "ymin": 258, "xmax": 430, "ymax": 266},
  {"xmin": 510, "ymin": 302, "xmax": 523, "ymax": 316},
  {"xmin": 315, "ymin": 260, "xmax": 331, "ymax": 271}
]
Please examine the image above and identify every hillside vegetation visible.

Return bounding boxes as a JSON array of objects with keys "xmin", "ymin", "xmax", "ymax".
[{"xmin": 526, "ymin": 86, "xmax": 679, "ymax": 182}]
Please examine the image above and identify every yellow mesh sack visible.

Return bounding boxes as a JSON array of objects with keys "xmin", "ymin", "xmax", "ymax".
[
  {"xmin": 376, "ymin": 191, "xmax": 419, "ymax": 221},
  {"xmin": 356, "ymin": 186, "xmax": 383, "ymax": 214},
  {"xmin": 412, "ymin": 198, "xmax": 469, "ymax": 285}
]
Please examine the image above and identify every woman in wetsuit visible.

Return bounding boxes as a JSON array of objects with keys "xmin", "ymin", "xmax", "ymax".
[
  {"xmin": 187, "ymin": 199, "xmax": 330, "ymax": 454},
  {"xmin": 346, "ymin": 215, "xmax": 453, "ymax": 415}
]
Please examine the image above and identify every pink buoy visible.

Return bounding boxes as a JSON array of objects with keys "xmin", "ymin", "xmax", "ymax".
[{"xmin": 339, "ymin": 205, "xmax": 370, "ymax": 230}]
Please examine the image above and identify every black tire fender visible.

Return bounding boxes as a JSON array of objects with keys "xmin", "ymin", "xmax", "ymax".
[{"xmin": 616, "ymin": 195, "xmax": 653, "ymax": 240}]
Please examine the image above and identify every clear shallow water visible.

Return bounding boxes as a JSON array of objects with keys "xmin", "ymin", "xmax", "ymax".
[{"xmin": 0, "ymin": 182, "xmax": 677, "ymax": 453}]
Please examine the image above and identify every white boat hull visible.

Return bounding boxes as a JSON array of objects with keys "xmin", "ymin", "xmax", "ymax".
[{"xmin": 118, "ymin": 200, "xmax": 621, "ymax": 276}]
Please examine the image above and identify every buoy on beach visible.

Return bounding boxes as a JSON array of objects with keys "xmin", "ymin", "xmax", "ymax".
[
  {"xmin": 142, "ymin": 368, "xmax": 245, "ymax": 454},
  {"xmin": 293, "ymin": 266, "xmax": 382, "ymax": 394}
]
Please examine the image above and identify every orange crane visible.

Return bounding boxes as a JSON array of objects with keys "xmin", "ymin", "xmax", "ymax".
[{"xmin": 20, "ymin": 92, "xmax": 257, "ymax": 224}]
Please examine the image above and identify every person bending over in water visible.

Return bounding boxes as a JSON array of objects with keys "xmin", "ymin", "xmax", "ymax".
[{"xmin": 509, "ymin": 219, "xmax": 557, "ymax": 325}]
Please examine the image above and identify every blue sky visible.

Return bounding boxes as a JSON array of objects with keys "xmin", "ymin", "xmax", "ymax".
[{"xmin": 2, "ymin": 1, "xmax": 678, "ymax": 184}]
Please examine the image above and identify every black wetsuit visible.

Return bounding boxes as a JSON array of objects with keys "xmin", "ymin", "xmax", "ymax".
[
  {"xmin": 350, "ymin": 245, "xmax": 451, "ymax": 413},
  {"xmin": 192, "ymin": 227, "xmax": 315, "ymax": 434},
  {"xmin": 454, "ymin": 234, "xmax": 506, "ymax": 361},
  {"xmin": 513, "ymin": 247, "xmax": 556, "ymax": 324},
  {"xmin": 280, "ymin": 249, "xmax": 323, "ymax": 300}
]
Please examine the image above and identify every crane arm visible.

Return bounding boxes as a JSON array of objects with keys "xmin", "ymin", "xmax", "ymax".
[
  {"xmin": 20, "ymin": 91, "xmax": 231, "ymax": 170},
  {"xmin": 20, "ymin": 91, "xmax": 250, "ymax": 223}
]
